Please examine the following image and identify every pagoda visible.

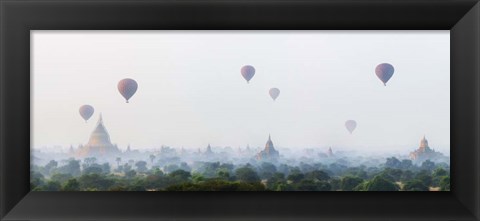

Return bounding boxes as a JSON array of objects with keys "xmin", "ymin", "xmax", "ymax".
[
  {"xmin": 256, "ymin": 134, "xmax": 280, "ymax": 161},
  {"xmin": 409, "ymin": 136, "xmax": 444, "ymax": 162},
  {"xmin": 75, "ymin": 114, "xmax": 121, "ymax": 158}
]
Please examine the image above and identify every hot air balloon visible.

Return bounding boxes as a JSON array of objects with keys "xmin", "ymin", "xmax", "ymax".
[
  {"xmin": 269, "ymin": 88, "xmax": 280, "ymax": 101},
  {"xmin": 375, "ymin": 63, "xmax": 395, "ymax": 86},
  {"xmin": 345, "ymin": 120, "xmax": 357, "ymax": 134},
  {"xmin": 79, "ymin": 105, "xmax": 94, "ymax": 123},
  {"xmin": 241, "ymin": 65, "xmax": 255, "ymax": 83},
  {"xmin": 118, "ymin": 78, "xmax": 138, "ymax": 103}
]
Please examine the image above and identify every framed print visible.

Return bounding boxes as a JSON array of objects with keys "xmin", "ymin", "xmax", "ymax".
[{"xmin": 1, "ymin": 0, "xmax": 479, "ymax": 220}]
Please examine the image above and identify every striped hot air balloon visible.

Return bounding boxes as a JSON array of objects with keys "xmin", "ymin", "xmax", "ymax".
[{"xmin": 118, "ymin": 78, "xmax": 138, "ymax": 103}]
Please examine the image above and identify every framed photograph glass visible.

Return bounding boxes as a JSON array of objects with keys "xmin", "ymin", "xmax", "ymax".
[{"xmin": 1, "ymin": 0, "xmax": 479, "ymax": 220}]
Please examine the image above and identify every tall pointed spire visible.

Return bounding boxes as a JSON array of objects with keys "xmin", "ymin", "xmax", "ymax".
[
  {"xmin": 205, "ymin": 143, "xmax": 213, "ymax": 155},
  {"xmin": 328, "ymin": 147, "xmax": 334, "ymax": 156},
  {"xmin": 98, "ymin": 113, "xmax": 103, "ymax": 125},
  {"xmin": 419, "ymin": 135, "xmax": 429, "ymax": 150},
  {"xmin": 265, "ymin": 134, "xmax": 274, "ymax": 152},
  {"xmin": 257, "ymin": 134, "xmax": 279, "ymax": 161}
]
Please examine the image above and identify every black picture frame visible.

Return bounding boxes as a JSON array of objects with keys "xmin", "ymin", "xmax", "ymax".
[{"xmin": 1, "ymin": 0, "xmax": 479, "ymax": 220}]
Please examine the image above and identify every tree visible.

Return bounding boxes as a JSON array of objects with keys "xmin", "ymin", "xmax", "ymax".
[
  {"xmin": 340, "ymin": 176, "xmax": 364, "ymax": 191},
  {"xmin": 275, "ymin": 183, "xmax": 294, "ymax": 191},
  {"xmin": 385, "ymin": 157, "xmax": 401, "ymax": 169},
  {"xmin": 42, "ymin": 181, "xmax": 61, "ymax": 191},
  {"xmin": 101, "ymin": 163, "xmax": 111, "ymax": 174},
  {"xmin": 83, "ymin": 166, "xmax": 103, "ymax": 175},
  {"xmin": 432, "ymin": 168, "xmax": 448, "ymax": 186},
  {"xmin": 296, "ymin": 179, "xmax": 318, "ymax": 191},
  {"xmin": 169, "ymin": 169, "xmax": 191, "ymax": 183},
  {"xmin": 62, "ymin": 179, "xmax": 80, "ymax": 191},
  {"xmin": 56, "ymin": 159, "xmax": 81, "ymax": 177},
  {"xmin": 78, "ymin": 174, "xmax": 114, "ymax": 191},
  {"xmin": 235, "ymin": 167, "xmax": 260, "ymax": 183},
  {"xmin": 259, "ymin": 162, "xmax": 277, "ymax": 179},
  {"xmin": 295, "ymin": 180, "xmax": 331, "ymax": 191},
  {"xmin": 197, "ymin": 162, "xmax": 221, "ymax": 178},
  {"xmin": 135, "ymin": 161, "xmax": 148, "ymax": 173},
  {"xmin": 421, "ymin": 160, "xmax": 436, "ymax": 172},
  {"xmin": 365, "ymin": 176, "xmax": 399, "ymax": 191},
  {"xmin": 165, "ymin": 180, "xmax": 266, "ymax": 191},
  {"xmin": 344, "ymin": 167, "xmax": 368, "ymax": 179},
  {"xmin": 400, "ymin": 159, "xmax": 413, "ymax": 170},
  {"xmin": 415, "ymin": 170, "xmax": 433, "ymax": 187},
  {"xmin": 83, "ymin": 157, "xmax": 97, "ymax": 167},
  {"xmin": 125, "ymin": 170, "xmax": 137, "ymax": 179},
  {"xmin": 216, "ymin": 169, "xmax": 230, "ymax": 181},
  {"xmin": 402, "ymin": 180, "xmax": 429, "ymax": 191},
  {"xmin": 400, "ymin": 170, "xmax": 414, "ymax": 182},
  {"xmin": 328, "ymin": 163, "xmax": 347, "ymax": 175},
  {"xmin": 439, "ymin": 176, "xmax": 450, "ymax": 191},
  {"xmin": 304, "ymin": 170, "xmax": 330, "ymax": 181},
  {"xmin": 316, "ymin": 181, "xmax": 332, "ymax": 191},
  {"xmin": 299, "ymin": 163, "xmax": 315, "ymax": 173},
  {"xmin": 164, "ymin": 164, "xmax": 180, "ymax": 174},
  {"xmin": 192, "ymin": 173, "xmax": 205, "ymax": 184},
  {"xmin": 31, "ymin": 171, "xmax": 45, "ymax": 189},
  {"xmin": 149, "ymin": 154, "xmax": 156, "ymax": 164},
  {"xmin": 266, "ymin": 172, "xmax": 286, "ymax": 190},
  {"xmin": 287, "ymin": 169, "xmax": 305, "ymax": 183},
  {"xmin": 179, "ymin": 162, "xmax": 192, "ymax": 172},
  {"xmin": 433, "ymin": 168, "xmax": 448, "ymax": 177},
  {"xmin": 381, "ymin": 168, "xmax": 403, "ymax": 182},
  {"xmin": 44, "ymin": 160, "xmax": 58, "ymax": 175},
  {"xmin": 329, "ymin": 178, "xmax": 341, "ymax": 191},
  {"xmin": 353, "ymin": 182, "xmax": 368, "ymax": 191},
  {"xmin": 50, "ymin": 173, "xmax": 73, "ymax": 184},
  {"xmin": 122, "ymin": 163, "xmax": 132, "ymax": 173},
  {"xmin": 116, "ymin": 157, "xmax": 122, "ymax": 167}
]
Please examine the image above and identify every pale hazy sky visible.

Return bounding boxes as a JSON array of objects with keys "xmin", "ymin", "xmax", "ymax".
[{"xmin": 32, "ymin": 31, "xmax": 450, "ymax": 153}]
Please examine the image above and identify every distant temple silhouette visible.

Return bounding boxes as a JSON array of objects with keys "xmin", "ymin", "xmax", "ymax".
[
  {"xmin": 256, "ymin": 134, "xmax": 279, "ymax": 161},
  {"xmin": 409, "ymin": 136, "xmax": 444, "ymax": 162},
  {"xmin": 75, "ymin": 114, "xmax": 121, "ymax": 158},
  {"xmin": 204, "ymin": 144, "xmax": 214, "ymax": 156},
  {"xmin": 327, "ymin": 147, "xmax": 334, "ymax": 157}
]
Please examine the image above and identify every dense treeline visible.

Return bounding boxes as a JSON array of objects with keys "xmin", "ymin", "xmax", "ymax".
[{"xmin": 31, "ymin": 157, "xmax": 450, "ymax": 191}]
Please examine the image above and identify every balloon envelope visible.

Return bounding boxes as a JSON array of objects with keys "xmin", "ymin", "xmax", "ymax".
[
  {"xmin": 269, "ymin": 88, "xmax": 280, "ymax": 101},
  {"xmin": 241, "ymin": 65, "xmax": 255, "ymax": 83},
  {"xmin": 375, "ymin": 63, "xmax": 395, "ymax": 86},
  {"xmin": 118, "ymin": 78, "xmax": 138, "ymax": 103},
  {"xmin": 79, "ymin": 105, "xmax": 94, "ymax": 122},
  {"xmin": 345, "ymin": 120, "xmax": 357, "ymax": 134}
]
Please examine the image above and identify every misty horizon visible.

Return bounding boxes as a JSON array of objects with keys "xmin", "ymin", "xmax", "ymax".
[{"xmin": 32, "ymin": 31, "xmax": 450, "ymax": 154}]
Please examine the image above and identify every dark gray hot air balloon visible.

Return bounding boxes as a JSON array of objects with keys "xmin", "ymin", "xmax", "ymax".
[
  {"xmin": 269, "ymin": 88, "xmax": 280, "ymax": 101},
  {"xmin": 375, "ymin": 63, "xmax": 395, "ymax": 86},
  {"xmin": 79, "ymin": 105, "xmax": 94, "ymax": 123},
  {"xmin": 241, "ymin": 65, "xmax": 255, "ymax": 83},
  {"xmin": 345, "ymin": 120, "xmax": 357, "ymax": 134},
  {"xmin": 118, "ymin": 78, "xmax": 138, "ymax": 103}
]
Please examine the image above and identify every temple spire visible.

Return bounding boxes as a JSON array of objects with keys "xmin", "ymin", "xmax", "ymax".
[
  {"xmin": 256, "ymin": 134, "xmax": 279, "ymax": 161},
  {"xmin": 98, "ymin": 113, "xmax": 103, "ymax": 125}
]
